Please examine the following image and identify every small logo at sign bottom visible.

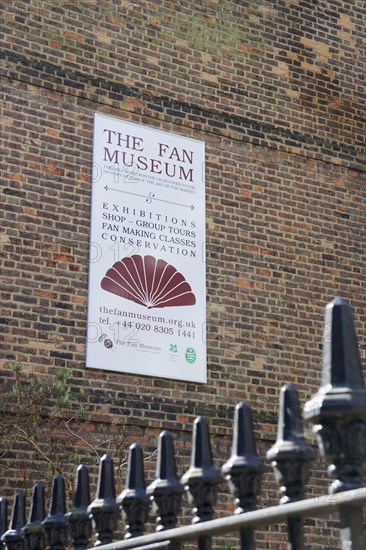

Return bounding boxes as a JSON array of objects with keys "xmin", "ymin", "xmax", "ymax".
[{"xmin": 185, "ymin": 348, "xmax": 196, "ymax": 364}]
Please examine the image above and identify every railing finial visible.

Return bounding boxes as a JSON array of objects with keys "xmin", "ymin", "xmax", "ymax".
[
  {"xmin": 181, "ymin": 416, "xmax": 222, "ymax": 523},
  {"xmin": 304, "ymin": 297, "xmax": 366, "ymax": 494},
  {"xmin": 268, "ymin": 384, "xmax": 313, "ymax": 550},
  {"xmin": 66, "ymin": 465, "xmax": 92, "ymax": 550},
  {"xmin": 181, "ymin": 416, "xmax": 222, "ymax": 550},
  {"xmin": 118, "ymin": 443, "xmax": 149, "ymax": 540},
  {"xmin": 1, "ymin": 492, "xmax": 25, "ymax": 550},
  {"xmin": 22, "ymin": 483, "xmax": 46, "ymax": 550},
  {"xmin": 42, "ymin": 474, "xmax": 68, "ymax": 550},
  {"xmin": 147, "ymin": 430, "xmax": 184, "ymax": 531},
  {"xmin": 321, "ymin": 296, "xmax": 363, "ymax": 388},
  {"xmin": 268, "ymin": 384, "xmax": 313, "ymax": 504},
  {"xmin": 222, "ymin": 402, "xmax": 264, "ymax": 513},
  {"xmin": 304, "ymin": 297, "xmax": 366, "ymax": 548},
  {"xmin": 88, "ymin": 454, "xmax": 119, "ymax": 546},
  {"xmin": 222, "ymin": 403, "xmax": 265, "ymax": 550}
]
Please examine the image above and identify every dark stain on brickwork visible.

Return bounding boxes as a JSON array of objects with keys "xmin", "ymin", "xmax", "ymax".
[{"xmin": 1, "ymin": 50, "xmax": 362, "ymax": 166}]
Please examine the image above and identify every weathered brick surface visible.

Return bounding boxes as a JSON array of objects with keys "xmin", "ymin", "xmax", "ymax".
[{"xmin": 0, "ymin": 1, "xmax": 365, "ymax": 547}]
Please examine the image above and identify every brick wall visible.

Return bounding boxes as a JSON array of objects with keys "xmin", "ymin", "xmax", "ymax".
[{"xmin": 1, "ymin": 1, "xmax": 365, "ymax": 547}]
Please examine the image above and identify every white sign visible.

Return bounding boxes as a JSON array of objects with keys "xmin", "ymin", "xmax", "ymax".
[{"xmin": 86, "ymin": 113, "xmax": 206, "ymax": 382}]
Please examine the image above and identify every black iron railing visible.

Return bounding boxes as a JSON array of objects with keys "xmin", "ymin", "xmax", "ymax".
[{"xmin": 1, "ymin": 297, "xmax": 365, "ymax": 549}]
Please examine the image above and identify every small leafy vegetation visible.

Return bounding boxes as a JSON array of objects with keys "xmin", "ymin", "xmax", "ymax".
[{"xmin": 0, "ymin": 362, "xmax": 112, "ymax": 495}]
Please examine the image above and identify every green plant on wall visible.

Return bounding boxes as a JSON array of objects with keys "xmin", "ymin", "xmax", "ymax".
[
  {"xmin": 0, "ymin": 362, "xmax": 160, "ymax": 498},
  {"xmin": 0, "ymin": 362, "xmax": 115, "ymax": 496}
]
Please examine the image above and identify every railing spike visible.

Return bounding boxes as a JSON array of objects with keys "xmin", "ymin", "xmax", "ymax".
[
  {"xmin": 304, "ymin": 297, "xmax": 366, "ymax": 548},
  {"xmin": 0, "ymin": 498, "xmax": 8, "ymax": 549},
  {"xmin": 268, "ymin": 384, "xmax": 313, "ymax": 503},
  {"xmin": 147, "ymin": 431, "xmax": 184, "ymax": 532},
  {"xmin": 42, "ymin": 474, "xmax": 68, "ymax": 550},
  {"xmin": 1, "ymin": 491, "xmax": 26, "ymax": 550},
  {"xmin": 268, "ymin": 384, "xmax": 313, "ymax": 550},
  {"xmin": 74, "ymin": 465, "xmax": 91, "ymax": 510},
  {"xmin": 304, "ymin": 297, "xmax": 366, "ymax": 493},
  {"xmin": 222, "ymin": 403, "xmax": 265, "ymax": 550},
  {"xmin": 232, "ymin": 403, "xmax": 257, "ymax": 458},
  {"xmin": 66, "ymin": 465, "xmax": 92, "ymax": 550},
  {"xmin": 118, "ymin": 443, "xmax": 149, "ymax": 539},
  {"xmin": 222, "ymin": 403, "xmax": 264, "ymax": 511},
  {"xmin": 88, "ymin": 454, "xmax": 119, "ymax": 546},
  {"xmin": 28, "ymin": 483, "xmax": 45, "ymax": 525},
  {"xmin": 190, "ymin": 416, "xmax": 214, "ymax": 471},
  {"xmin": 320, "ymin": 296, "xmax": 363, "ymax": 388},
  {"xmin": 22, "ymin": 483, "xmax": 46, "ymax": 550},
  {"xmin": 181, "ymin": 416, "xmax": 222, "ymax": 550}
]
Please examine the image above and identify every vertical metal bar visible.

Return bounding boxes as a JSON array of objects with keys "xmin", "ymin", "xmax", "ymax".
[
  {"xmin": 197, "ymin": 535, "xmax": 210, "ymax": 550},
  {"xmin": 287, "ymin": 516, "xmax": 304, "ymax": 550},
  {"xmin": 146, "ymin": 431, "xmax": 184, "ymax": 532},
  {"xmin": 267, "ymin": 385, "xmax": 313, "ymax": 550},
  {"xmin": 22, "ymin": 483, "xmax": 46, "ymax": 550},
  {"xmin": 88, "ymin": 455, "xmax": 119, "ymax": 546},
  {"xmin": 118, "ymin": 443, "xmax": 149, "ymax": 540},
  {"xmin": 239, "ymin": 526, "xmax": 255, "ymax": 550},
  {"xmin": 42, "ymin": 475, "xmax": 68, "ymax": 550},
  {"xmin": 181, "ymin": 416, "xmax": 222, "ymax": 550},
  {"xmin": 339, "ymin": 504, "xmax": 365, "ymax": 550},
  {"xmin": 0, "ymin": 498, "xmax": 8, "ymax": 549},
  {"xmin": 1, "ymin": 492, "xmax": 26, "ymax": 550},
  {"xmin": 304, "ymin": 297, "xmax": 366, "ymax": 550},
  {"xmin": 66, "ymin": 465, "xmax": 92, "ymax": 550},
  {"xmin": 222, "ymin": 402, "xmax": 264, "ymax": 550}
]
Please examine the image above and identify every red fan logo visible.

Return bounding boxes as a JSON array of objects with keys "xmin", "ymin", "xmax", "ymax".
[{"xmin": 101, "ymin": 255, "xmax": 196, "ymax": 309}]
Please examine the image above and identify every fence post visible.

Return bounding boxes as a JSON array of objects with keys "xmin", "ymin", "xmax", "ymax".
[
  {"xmin": 147, "ymin": 431, "xmax": 184, "ymax": 533},
  {"xmin": 42, "ymin": 475, "xmax": 68, "ymax": 550},
  {"xmin": 22, "ymin": 483, "xmax": 46, "ymax": 550},
  {"xmin": 222, "ymin": 402, "xmax": 265, "ymax": 550},
  {"xmin": 304, "ymin": 297, "xmax": 366, "ymax": 550},
  {"xmin": 267, "ymin": 384, "xmax": 313, "ymax": 550},
  {"xmin": 88, "ymin": 455, "xmax": 119, "ymax": 547},
  {"xmin": 0, "ymin": 498, "xmax": 8, "ymax": 549},
  {"xmin": 65, "ymin": 465, "xmax": 92, "ymax": 550},
  {"xmin": 1, "ymin": 492, "xmax": 25, "ymax": 550},
  {"xmin": 118, "ymin": 443, "xmax": 149, "ymax": 540},
  {"xmin": 181, "ymin": 416, "xmax": 222, "ymax": 550}
]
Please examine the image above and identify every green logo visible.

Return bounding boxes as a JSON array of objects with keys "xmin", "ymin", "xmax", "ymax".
[
  {"xmin": 169, "ymin": 344, "xmax": 178, "ymax": 353},
  {"xmin": 185, "ymin": 347, "xmax": 196, "ymax": 364}
]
